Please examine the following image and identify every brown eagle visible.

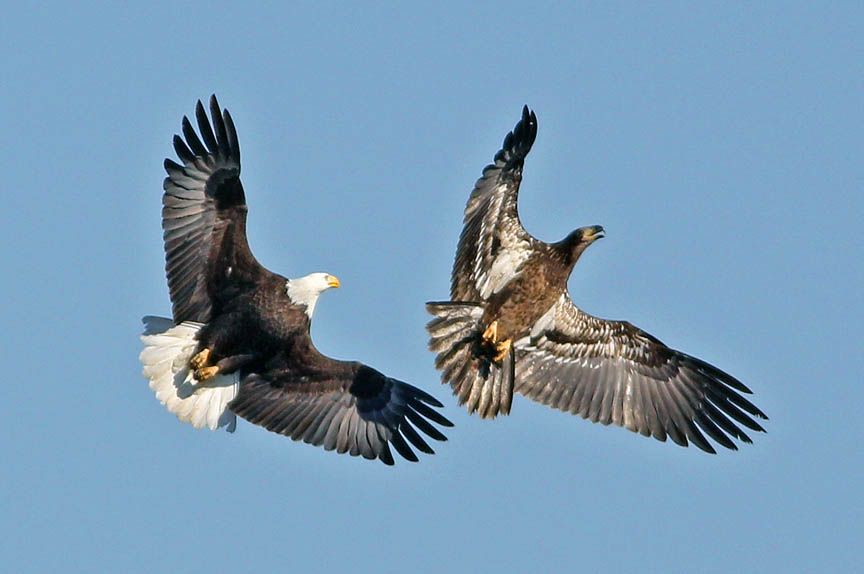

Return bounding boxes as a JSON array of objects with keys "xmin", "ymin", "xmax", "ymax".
[
  {"xmin": 141, "ymin": 95, "xmax": 452, "ymax": 464},
  {"xmin": 426, "ymin": 106, "xmax": 766, "ymax": 453}
]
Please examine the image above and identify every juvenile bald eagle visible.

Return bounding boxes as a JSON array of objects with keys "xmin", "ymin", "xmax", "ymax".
[
  {"xmin": 426, "ymin": 106, "xmax": 766, "ymax": 453},
  {"xmin": 141, "ymin": 96, "xmax": 452, "ymax": 464}
]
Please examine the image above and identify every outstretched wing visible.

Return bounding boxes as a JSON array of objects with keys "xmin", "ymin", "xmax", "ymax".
[
  {"xmin": 162, "ymin": 95, "xmax": 261, "ymax": 323},
  {"xmin": 514, "ymin": 294, "xmax": 767, "ymax": 453},
  {"xmin": 228, "ymin": 355, "xmax": 453, "ymax": 465},
  {"xmin": 451, "ymin": 106, "xmax": 538, "ymax": 301}
]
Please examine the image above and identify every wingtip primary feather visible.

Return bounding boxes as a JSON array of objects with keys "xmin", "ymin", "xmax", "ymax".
[
  {"xmin": 494, "ymin": 104, "xmax": 538, "ymax": 168},
  {"xmin": 211, "ymin": 95, "xmax": 223, "ymax": 121}
]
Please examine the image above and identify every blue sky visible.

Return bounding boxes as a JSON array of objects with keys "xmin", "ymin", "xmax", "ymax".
[{"xmin": 2, "ymin": 3, "xmax": 861, "ymax": 572}]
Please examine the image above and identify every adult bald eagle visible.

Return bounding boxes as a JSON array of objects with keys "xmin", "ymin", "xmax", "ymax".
[
  {"xmin": 140, "ymin": 96, "xmax": 452, "ymax": 465},
  {"xmin": 426, "ymin": 106, "xmax": 767, "ymax": 453}
]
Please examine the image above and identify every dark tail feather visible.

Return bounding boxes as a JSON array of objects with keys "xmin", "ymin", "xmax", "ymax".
[{"xmin": 425, "ymin": 302, "xmax": 514, "ymax": 419}]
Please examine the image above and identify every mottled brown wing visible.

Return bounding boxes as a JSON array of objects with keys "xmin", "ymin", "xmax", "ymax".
[
  {"xmin": 451, "ymin": 106, "xmax": 538, "ymax": 301},
  {"xmin": 162, "ymin": 95, "xmax": 261, "ymax": 323},
  {"xmin": 228, "ymin": 351, "xmax": 453, "ymax": 465},
  {"xmin": 514, "ymin": 295, "xmax": 767, "ymax": 453}
]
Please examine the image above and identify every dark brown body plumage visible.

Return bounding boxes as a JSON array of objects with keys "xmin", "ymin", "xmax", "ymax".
[
  {"xmin": 481, "ymin": 246, "xmax": 570, "ymax": 341},
  {"xmin": 198, "ymin": 272, "xmax": 308, "ymax": 374}
]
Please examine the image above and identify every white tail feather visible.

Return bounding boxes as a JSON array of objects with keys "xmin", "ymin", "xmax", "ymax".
[{"xmin": 140, "ymin": 316, "xmax": 238, "ymax": 432}]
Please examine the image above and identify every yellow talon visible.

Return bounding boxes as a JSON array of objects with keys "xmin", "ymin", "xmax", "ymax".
[
  {"xmin": 194, "ymin": 365, "xmax": 220, "ymax": 382},
  {"xmin": 482, "ymin": 320, "xmax": 499, "ymax": 344},
  {"xmin": 189, "ymin": 347, "xmax": 212, "ymax": 370},
  {"xmin": 493, "ymin": 339, "xmax": 512, "ymax": 363}
]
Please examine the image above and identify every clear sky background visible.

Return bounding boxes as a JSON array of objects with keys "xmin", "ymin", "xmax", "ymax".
[{"xmin": 2, "ymin": 3, "xmax": 861, "ymax": 573}]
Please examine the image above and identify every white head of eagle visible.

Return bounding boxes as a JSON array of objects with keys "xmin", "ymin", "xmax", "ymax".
[{"xmin": 286, "ymin": 272, "xmax": 341, "ymax": 317}]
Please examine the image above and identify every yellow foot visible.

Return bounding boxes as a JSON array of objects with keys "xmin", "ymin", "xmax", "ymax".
[
  {"xmin": 194, "ymin": 365, "xmax": 220, "ymax": 382},
  {"xmin": 493, "ymin": 339, "xmax": 512, "ymax": 363},
  {"xmin": 189, "ymin": 347, "xmax": 212, "ymax": 370},
  {"xmin": 481, "ymin": 320, "xmax": 499, "ymax": 344}
]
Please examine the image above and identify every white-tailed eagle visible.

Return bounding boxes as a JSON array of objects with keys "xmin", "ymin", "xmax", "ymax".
[
  {"xmin": 426, "ymin": 106, "xmax": 766, "ymax": 453},
  {"xmin": 141, "ymin": 96, "xmax": 452, "ymax": 464}
]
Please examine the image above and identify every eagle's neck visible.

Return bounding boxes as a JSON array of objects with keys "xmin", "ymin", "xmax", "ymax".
[
  {"xmin": 554, "ymin": 232, "xmax": 590, "ymax": 270},
  {"xmin": 286, "ymin": 279, "xmax": 323, "ymax": 318}
]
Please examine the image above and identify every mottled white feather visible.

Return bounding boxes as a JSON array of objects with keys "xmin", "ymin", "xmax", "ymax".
[
  {"xmin": 468, "ymin": 180, "xmax": 534, "ymax": 299},
  {"xmin": 478, "ymin": 246, "xmax": 531, "ymax": 299},
  {"xmin": 140, "ymin": 316, "xmax": 238, "ymax": 431}
]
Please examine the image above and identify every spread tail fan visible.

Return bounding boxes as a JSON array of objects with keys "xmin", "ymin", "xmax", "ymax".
[
  {"xmin": 426, "ymin": 302, "xmax": 514, "ymax": 418},
  {"xmin": 140, "ymin": 316, "xmax": 238, "ymax": 431}
]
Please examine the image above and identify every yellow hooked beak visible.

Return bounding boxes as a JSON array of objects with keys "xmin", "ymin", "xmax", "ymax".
[{"xmin": 326, "ymin": 274, "xmax": 341, "ymax": 289}]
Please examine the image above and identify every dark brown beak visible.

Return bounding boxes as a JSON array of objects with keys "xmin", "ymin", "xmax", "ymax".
[{"xmin": 581, "ymin": 225, "xmax": 605, "ymax": 243}]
